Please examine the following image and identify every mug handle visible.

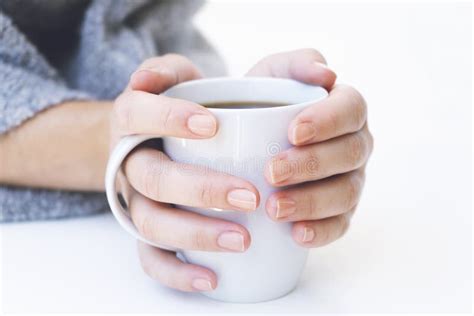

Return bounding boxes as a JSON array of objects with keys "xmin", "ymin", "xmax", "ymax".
[{"xmin": 105, "ymin": 134, "xmax": 179, "ymax": 252}]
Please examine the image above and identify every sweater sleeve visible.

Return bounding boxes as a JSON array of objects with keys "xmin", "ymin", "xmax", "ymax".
[
  {"xmin": 0, "ymin": 12, "xmax": 90, "ymax": 134},
  {"xmin": 145, "ymin": 0, "xmax": 227, "ymax": 77},
  {"xmin": 0, "ymin": 12, "xmax": 108, "ymax": 222},
  {"xmin": 0, "ymin": 1, "xmax": 225, "ymax": 223},
  {"xmin": 0, "ymin": 186, "xmax": 109, "ymax": 222}
]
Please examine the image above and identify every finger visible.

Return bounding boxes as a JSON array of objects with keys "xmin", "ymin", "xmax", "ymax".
[
  {"xmin": 113, "ymin": 90, "xmax": 217, "ymax": 138},
  {"xmin": 124, "ymin": 148, "xmax": 260, "ymax": 211},
  {"xmin": 129, "ymin": 54, "xmax": 203, "ymax": 93},
  {"xmin": 266, "ymin": 169, "xmax": 364, "ymax": 221},
  {"xmin": 265, "ymin": 126, "xmax": 373, "ymax": 186},
  {"xmin": 137, "ymin": 241, "xmax": 217, "ymax": 292},
  {"xmin": 129, "ymin": 193, "xmax": 251, "ymax": 252},
  {"xmin": 292, "ymin": 209, "xmax": 354, "ymax": 248},
  {"xmin": 246, "ymin": 48, "xmax": 337, "ymax": 89},
  {"xmin": 289, "ymin": 84, "xmax": 368, "ymax": 145}
]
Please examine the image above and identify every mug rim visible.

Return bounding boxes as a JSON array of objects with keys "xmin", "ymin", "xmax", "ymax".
[{"xmin": 163, "ymin": 77, "xmax": 328, "ymax": 113}]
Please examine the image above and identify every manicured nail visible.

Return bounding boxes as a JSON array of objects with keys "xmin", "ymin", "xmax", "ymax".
[
  {"xmin": 269, "ymin": 159, "xmax": 293, "ymax": 184},
  {"xmin": 291, "ymin": 122, "xmax": 315, "ymax": 144},
  {"xmin": 187, "ymin": 114, "xmax": 217, "ymax": 136},
  {"xmin": 192, "ymin": 278, "xmax": 213, "ymax": 291},
  {"xmin": 274, "ymin": 198, "xmax": 296, "ymax": 219},
  {"xmin": 300, "ymin": 227, "xmax": 315, "ymax": 243},
  {"xmin": 217, "ymin": 231, "xmax": 245, "ymax": 252},
  {"xmin": 227, "ymin": 189, "xmax": 257, "ymax": 211}
]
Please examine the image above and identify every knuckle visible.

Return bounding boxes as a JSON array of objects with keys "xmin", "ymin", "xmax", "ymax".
[
  {"xmin": 196, "ymin": 180, "xmax": 216, "ymax": 207},
  {"xmin": 160, "ymin": 273, "xmax": 175, "ymax": 289},
  {"xmin": 317, "ymin": 225, "xmax": 331, "ymax": 245},
  {"xmin": 137, "ymin": 243, "xmax": 165, "ymax": 282},
  {"xmin": 138, "ymin": 215, "xmax": 157, "ymax": 242},
  {"xmin": 345, "ymin": 86, "xmax": 367, "ymax": 129},
  {"xmin": 343, "ymin": 85, "xmax": 364, "ymax": 105},
  {"xmin": 141, "ymin": 258, "xmax": 172, "ymax": 286},
  {"xmin": 189, "ymin": 230, "xmax": 211, "ymax": 250},
  {"xmin": 326, "ymin": 109, "xmax": 340, "ymax": 136},
  {"xmin": 114, "ymin": 93, "xmax": 133, "ymax": 131},
  {"xmin": 141, "ymin": 158, "xmax": 163, "ymax": 199},
  {"xmin": 338, "ymin": 214, "xmax": 350, "ymax": 236},
  {"xmin": 345, "ymin": 173, "xmax": 362, "ymax": 210},
  {"xmin": 140, "ymin": 260, "xmax": 156, "ymax": 279},
  {"xmin": 307, "ymin": 193, "xmax": 320, "ymax": 219},
  {"xmin": 366, "ymin": 129, "xmax": 375, "ymax": 155},
  {"xmin": 345, "ymin": 133, "xmax": 366, "ymax": 167},
  {"xmin": 158, "ymin": 104, "xmax": 174, "ymax": 131}
]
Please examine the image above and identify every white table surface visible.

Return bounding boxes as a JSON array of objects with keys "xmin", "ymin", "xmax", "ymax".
[{"xmin": 1, "ymin": 1, "xmax": 472, "ymax": 313}]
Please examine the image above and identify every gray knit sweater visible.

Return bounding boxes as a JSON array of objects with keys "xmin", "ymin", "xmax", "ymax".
[{"xmin": 0, "ymin": 0, "xmax": 225, "ymax": 222}]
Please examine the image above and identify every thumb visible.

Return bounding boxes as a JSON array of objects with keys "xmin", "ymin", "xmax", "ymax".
[
  {"xmin": 246, "ymin": 48, "xmax": 337, "ymax": 90},
  {"xmin": 128, "ymin": 54, "xmax": 203, "ymax": 93}
]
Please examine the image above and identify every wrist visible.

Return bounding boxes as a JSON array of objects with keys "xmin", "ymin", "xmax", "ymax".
[{"xmin": 0, "ymin": 100, "xmax": 114, "ymax": 191}]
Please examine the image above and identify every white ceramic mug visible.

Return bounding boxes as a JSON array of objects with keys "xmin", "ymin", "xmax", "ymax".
[{"xmin": 105, "ymin": 77, "xmax": 327, "ymax": 303}]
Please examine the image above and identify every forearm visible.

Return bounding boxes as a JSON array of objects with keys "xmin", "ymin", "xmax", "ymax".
[{"xmin": 0, "ymin": 101, "xmax": 112, "ymax": 191}]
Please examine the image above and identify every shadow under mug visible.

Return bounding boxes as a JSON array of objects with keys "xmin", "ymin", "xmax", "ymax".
[{"xmin": 105, "ymin": 77, "xmax": 328, "ymax": 303}]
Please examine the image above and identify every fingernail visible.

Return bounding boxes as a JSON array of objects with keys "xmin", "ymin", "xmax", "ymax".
[
  {"xmin": 227, "ymin": 189, "xmax": 257, "ymax": 211},
  {"xmin": 191, "ymin": 278, "xmax": 213, "ymax": 291},
  {"xmin": 269, "ymin": 159, "xmax": 292, "ymax": 184},
  {"xmin": 274, "ymin": 197, "xmax": 296, "ymax": 219},
  {"xmin": 291, "ymin": 122, "xmax": 315, "ymax": 144},
  {"xmin": 217, "ymin": 231, "xmax": 245, "ymax": 252},
  {"xmin": 300, "ymin": 227, "xmax": 315, "ymax": 243},
  {"xmin": 187, "ymin": 114, "xmax": 217, "ymax": 136}
]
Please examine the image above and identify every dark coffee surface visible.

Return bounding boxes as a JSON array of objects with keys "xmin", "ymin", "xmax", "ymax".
[{"xmin": 203, "ymin": 101, "xmax": 288, "ymax": 109}]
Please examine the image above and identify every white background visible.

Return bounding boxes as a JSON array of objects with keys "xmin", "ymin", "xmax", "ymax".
[{"xmin": 1, "ymin": 1, "xmax": 472, "ymax": 313}]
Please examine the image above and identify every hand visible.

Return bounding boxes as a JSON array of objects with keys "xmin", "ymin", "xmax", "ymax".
[
  {"xmin": 247, "ymin": 48, "xmax": 373, "ymax": 247},
  {"xmin": 110, "ymin": 54, "xmax": 260, "ymax": 292}
]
